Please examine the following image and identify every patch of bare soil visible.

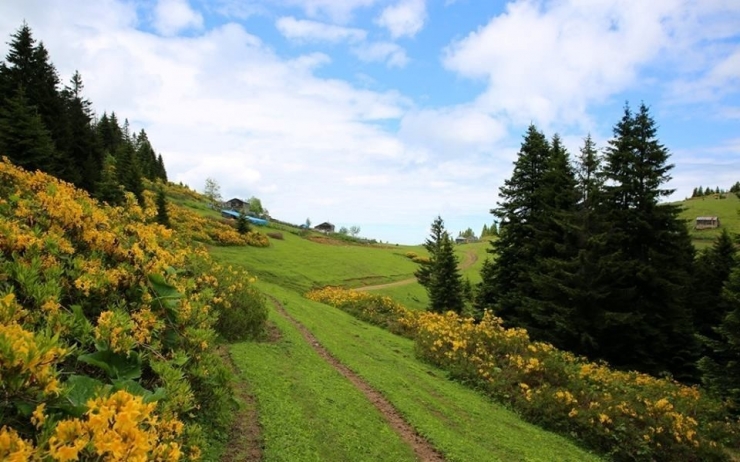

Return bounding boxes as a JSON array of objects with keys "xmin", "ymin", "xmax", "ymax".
[
  {"xmin": 258, "ymin": 321, "xmax": 282, "ymax": 343},
  {"xmin": 267, "ymin": 296, "xmax": 445, "ymax": 462},
  {"xmin": 306, "ymin": 235, "xmax": 350, "ymax": 246},
  {"xmin": 218, "ymin": 346, "xmax": 264, "ymax": 462}
]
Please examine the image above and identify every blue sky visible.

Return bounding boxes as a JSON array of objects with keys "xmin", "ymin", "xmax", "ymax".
[{"xmin": 1, "ymin": 0, "xmax": 739, "ymax": 244}]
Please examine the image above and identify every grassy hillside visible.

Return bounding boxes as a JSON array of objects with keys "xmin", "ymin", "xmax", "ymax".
[
  {"xmin": 245, "ymin": 282, "xmax": 601, "ymax": 461},
  {"xmin": 210, "ymin": 229, "xmax": 425, "ymax": 292},
  {"xmin": 678, "ymin": 194, "xmax": 740, "ymax": 248},
  {"xmin": 373, "ymin": 240, "xmax": 492, "ymax": 311}
]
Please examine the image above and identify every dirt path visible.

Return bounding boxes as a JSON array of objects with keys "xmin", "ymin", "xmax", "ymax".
[
  {"xmin": 267, "ymin": 296, "xmax": 446, "ymax": 462},
  {"xmin": 357, "ymin": 249, "xmax": 478, "ymax": 292},
  {"xmin": 219, "ymin": 346, "xmax": 264, "ymax": 462}
]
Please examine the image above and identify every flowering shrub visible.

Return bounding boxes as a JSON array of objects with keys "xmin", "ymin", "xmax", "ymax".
[
  {"xmin": 307, "ymin": 286, "xmax": 739, "ymax": 461},
  {"xmin": 167, "ymin": 199, "xmax": 268, "ymax": 247},
  {"xmin": 306, "ymin": 287, "xmax": 418, "ymax": 337},
  {"xmin": 0, "ymin": 159, "xmax": 267, "ymax": 460}
]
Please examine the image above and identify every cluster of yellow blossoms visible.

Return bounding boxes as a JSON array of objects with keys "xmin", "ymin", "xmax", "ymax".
[
  {"xmin": 0, "ymin": 390, "xmax": 183, "ymax": 461},
  {"xmin": 0, "ymin": 159, "xmax": 266, "ymax": 460},
  {"xmin": 308, "ymin": 286, "xmax": 738, "ymax": 461}
]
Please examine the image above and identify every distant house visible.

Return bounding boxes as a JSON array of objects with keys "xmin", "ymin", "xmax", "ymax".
[
  {"xmin": 695, "ymin": 216, "xmax": 720, "ymax": 229},
  {"xmin": 455, "ymin": 236, "xmax": 479, "ymax": 244},
  {"xmin": 225, "ymin": 198, "xmax": 246, "ymax": 210},
  {"xmin": 314, "ymin": 222, "xmax": 335, "ymax": 233}
]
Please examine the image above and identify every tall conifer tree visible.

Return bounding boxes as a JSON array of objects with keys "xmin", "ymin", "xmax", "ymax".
[
  {"xmin": 479, "ymin": 125, "xmax": 552, "ymax": 327},
  {"xmin": 592, "ymin": 103, "xmax": 697, "ymax": 379}
]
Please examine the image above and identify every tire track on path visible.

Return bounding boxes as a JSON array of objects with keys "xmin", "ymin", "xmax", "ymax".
[
  {"xmin": 267, "ymin": 295, "xmax": 445, "ymax": 462},
  {"xmin": 357, "ymin": 249, "xmax": 478, "ymax": 292},
  {"xmin": 220, "ymin": 346, "xmax": 264, "ymax": 462}
]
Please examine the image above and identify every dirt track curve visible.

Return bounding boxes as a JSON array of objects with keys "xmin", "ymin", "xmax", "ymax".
[
  {"xmin": 357, "ymin": 249, "xmax": 478, "ymax": 292},
  {"xmin": 267, "ymin": 295, "xmax": 446, "ymax": 462}
]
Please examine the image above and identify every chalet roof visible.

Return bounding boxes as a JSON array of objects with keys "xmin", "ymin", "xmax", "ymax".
[
  {"xmin": 315, "ymin": 222, "xmax": 334, "ymax": 229},
  {"xmin": 696, "ymin": 216, "xmax": 719, "ymax": 221}
]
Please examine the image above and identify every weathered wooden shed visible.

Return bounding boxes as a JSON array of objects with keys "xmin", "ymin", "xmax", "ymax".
[{"xmin": 695, "ymin": 216, "xmax": 720, "ymax": 229}]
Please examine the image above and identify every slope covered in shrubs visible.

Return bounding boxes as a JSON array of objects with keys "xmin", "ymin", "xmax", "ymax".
[
  {"xmin": 0, "ymin": 159, "xmax": 266, "ymax": 460},
  {"xmin": 307, "ymin": 287, "xmax": 740, "ymax": 462}
]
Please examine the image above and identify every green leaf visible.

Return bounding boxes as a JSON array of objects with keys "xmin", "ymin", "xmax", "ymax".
[
  {"xmin": 78, "ymin": 349, "xmax": 142, "ymax": 380},
  {"xmin": 111, "ymin": 379, "xmax": 167, "ymax": 403},
  {"xmin": 148, "ymin": 273, "xmax": 182, "ymax": 300},
  {"xmin": 63, "ymin": 375, "xmax": 109, "ymax": 417}
]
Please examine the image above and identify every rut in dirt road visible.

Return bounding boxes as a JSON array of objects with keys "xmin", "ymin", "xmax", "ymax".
[
  {"xmin": 219, "ymin": 347, "xmax": 264, "ymax": 462},
  {"xmin": 267, "ymin": 296, "xmax": 446, "ymax": 462}
]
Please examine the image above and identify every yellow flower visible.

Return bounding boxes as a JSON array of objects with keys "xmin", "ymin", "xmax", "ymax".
[{"xmin": 31, "ymin": 403, "xmax": 46, "ymax": 428}]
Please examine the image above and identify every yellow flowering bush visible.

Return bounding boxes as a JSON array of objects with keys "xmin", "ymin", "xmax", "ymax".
[
  {"xmin": 167, "ymin": 201, "xmax": 269, "ymax": 247},
  {"xmin": 306, "ymin": 287, "xmax": 419, "ymax": 337},
  {"xmin": 0, "ymin": 159, "xmax": 267, "ymax": 460},
  {"xmin": 310, "ymin": 286, "xmax": 739, "ymax": 461}
]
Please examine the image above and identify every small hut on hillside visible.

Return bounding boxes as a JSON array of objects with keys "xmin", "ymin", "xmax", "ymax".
[
  {"xmin": 695, "ymin": 216, "xmax": 720, "ymax": 229},
  {"xmin": 314, "ymin": 222, "xmax": 335, "ymax": 233},
  {"xmin": 225, "ymin": 198, "xmax": 247, "ymax": 210}
]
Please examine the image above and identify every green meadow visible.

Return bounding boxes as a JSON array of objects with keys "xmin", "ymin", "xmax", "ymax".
[{"xmin": 679, "ymin": 193, "xmax": 740, "ymax": 248}]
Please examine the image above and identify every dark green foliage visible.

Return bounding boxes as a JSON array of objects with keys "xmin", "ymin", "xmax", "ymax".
[
  {"xmin": 236, "ymin": 212, "xmax": 251, "ymax": 235},
  {"xmin": 693, "ymin": 230, "xmax": 737, "ymax": 348},
  {"xmin": 699, "ymin": 265, "xmax": 740, "ymax": 412},
  {"xmin": 0, "ymin": 87, "xmax": 57, "ymax": 172},
  {"xmin": 60, "ymin": 71, "xmax": 102, "ymax": 190},
  {"xmin": 482, "ymin": 125, "xmax": 552, "ymax": 324},
  {"xmin": 459, "ymin": 227, "xmax": 475, "ymax": 238},
  {"xmin": 156, "ymin": 187, "xmax": 170, "ymax": 227},
  {"xmin": 480, "ymin": 106, "xmax": 702, "ymax": 382},
  {"xmin": 415, "ymin": 216, "xmax": 465, "ymax": 314},
  {"xmin": 590, "ymin": 103, "xmax": 698, "ymax": 380},
  {"xmin": 115, "ymin": 141, "xmax": 144, "ymax": 204},
  {"xmin": 524, "ymin": 134, "xmax": 581, "ymax": 346},
  {"xmin": 94, "ymin": 154, "xmax": 125, "ymax": 205},
  {"xmin": 474, "ymin": 258, "xmax": 496, "ymax": 319},
  {"xmin": 0, "ymin": 23, "xmax": 169, "ymax": 202}
]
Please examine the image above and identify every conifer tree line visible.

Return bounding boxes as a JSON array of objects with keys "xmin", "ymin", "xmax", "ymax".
[
  {"xmin": 0, "ymin": 23, "xmax": 168, "ymax": 205},
  {"xmin": 691, "ymin": 185, "xmax": 735, "ymax": 198},
  {"xmin": 471, "ymin": 103, "xmax": 740, "ymax": 400}
]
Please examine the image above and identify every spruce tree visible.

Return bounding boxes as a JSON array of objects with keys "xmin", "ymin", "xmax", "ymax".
[
  {"xmin": 524, "ymin": 134, "xmax": 580, "ymax": 346},
  {"xmin": 415, "ymin": 216, "xmax": 465, "ymax": 314},
  {"xmin": 155, "ymin": 154, "xmax": 168, "ymax": 181},
  {"xmin": 94, "ymin": 154, "xmax": 125, "ymax": 205},
  {"xmin": 60, "ymin": 71, "xmax": 101, "ymax": 191},
  {"xmin": 699, "ymin": 265, "xmax": 740, "ymax": 411},
  {"xmin": 693, "ymin": 229, "xmax": 737, "ymax": 345},
  {"xmin": 0, "ymin": 87, "xmax": 57, "ymax": 173},
  {"xmin": 593, "ymin": 103, "xmax": 697, "ymax": 379},
  {"xmin": 155, "ymin": 187, "xmax": 170, "ymax": 228},
  {"xmin": 115, "ymin": 142, "xmax": 144, "ymax": 204},
  {"xmin": 480, "ymin": 125, "xmax": 552, "ymax": 325}
]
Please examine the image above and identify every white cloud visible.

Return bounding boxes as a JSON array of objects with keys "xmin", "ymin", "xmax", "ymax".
[
  {"xmin": 352, "ymin": 41, "xmax": 409, "ymax": 67},
  {"xmin": 443, "ymin": 0, "xmax": 740, "ymax": 130},
  {"xmin": 2, "ymin": 0, "xmax": 737, "ymax": 244},
  {"xmin": 376, "ymin": 0, "xmax": 426, "ymax": 39},
  {"xmin": 152, "ymin": 0, "xmax": 204, "ymax": 36},
  {"xmin": 276, "ymin": 16, "xmax": 366, "ymax": 43},
  {"xmin": 281, "ymin": 0, "xmax": 379, "ymax": 23},
  {"xmin": 400, "ymin": 106, "xmax": 507, "ymax": 156}
]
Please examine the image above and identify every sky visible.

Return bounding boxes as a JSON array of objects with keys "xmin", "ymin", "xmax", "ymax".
[{"xmin": 1, "ymin": 0, "xmax": 739, "ymax": 244}]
